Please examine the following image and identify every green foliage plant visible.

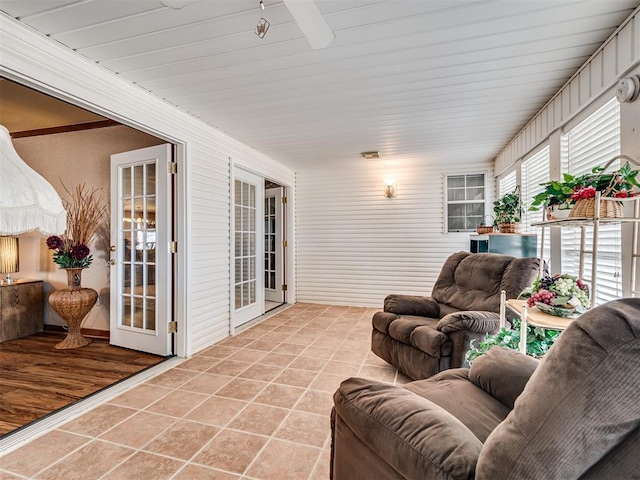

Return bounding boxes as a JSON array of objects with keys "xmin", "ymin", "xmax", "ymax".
[
  {"xmin": 529, "ymin": 173, "xmax": 580, "ymax": 212},
  {"xmin": 465, "ymin": 318, "xmax": 561, "ymax": 364},
  {"xmin": 493, "ymin": 187, "xmax": 523, "ymax": 225}
]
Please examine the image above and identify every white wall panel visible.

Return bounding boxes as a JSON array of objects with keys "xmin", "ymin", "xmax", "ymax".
[
  {"xmin": 495, "ymin": 9, "xmax": 639, "ymax": 175},
  {"xmin": 0, "ymin": 14, "xmax": 295, "ymax": 356},
  {"xmin": 296, "ymin": 157, "xmax": 494, "ymax": 307}
]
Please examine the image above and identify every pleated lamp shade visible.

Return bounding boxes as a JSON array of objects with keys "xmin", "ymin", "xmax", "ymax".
[
  {"xmin": 0, "ymin": 124, "xmax": 66, "ymax": 235},
  {"xmin": 0, "ymin": 237, "xmax": 19, "ymax": 282}
]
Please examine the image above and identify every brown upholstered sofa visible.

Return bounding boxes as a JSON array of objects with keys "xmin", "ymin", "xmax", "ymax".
[
  {"xmin": 372, "ymin": 251, "xmax": 539, "ymax": 380},
  {"xmin": 332, "ymin": 298, "xmax": 640, "ymax": 480}
]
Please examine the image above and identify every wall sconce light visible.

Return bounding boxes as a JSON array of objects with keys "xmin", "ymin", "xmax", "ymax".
[
  {"xmin": 0, "ymin": 236, "xmax": 19, "ymax": 284},
  {"xmin": 384, "ymin": 179, "xmax": 397, "ymax": 198}
]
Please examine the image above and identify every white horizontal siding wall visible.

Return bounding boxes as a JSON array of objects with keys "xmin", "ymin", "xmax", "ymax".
[
  {"xmin": 0, "ymin": 14, "xmax": 295, "ymax": 356},
  {"xmin": 296, "ymin": 157, "xmax": 494, "ymax": 307},
  {"xmin": 495, "ymin": 8, "xmax": 640, "ymax": 175}
]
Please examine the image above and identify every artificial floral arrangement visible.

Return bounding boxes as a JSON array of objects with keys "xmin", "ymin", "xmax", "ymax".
[
  {"xmin": 518, "ymin": 273, "xmax": 590, "ymax": 317},
  {"xmin": 569, "ymin": 162, "xmax": 639, "ymax": 202},
  {"xmin": 465, "ymin": 318, "xmax": 560, "ymax": 364},
  {"xmin": 530, "ymin": 163, "xmax": 640, "ymax": 213},
  {"xmin": 46, "ymin": 183, "xmax": 108, "ymax": 269}
]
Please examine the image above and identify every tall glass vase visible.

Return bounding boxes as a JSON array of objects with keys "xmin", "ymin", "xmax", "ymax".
[{"xmin": 48, "ymin": 267, "xmax": 98, "ymax": 349}]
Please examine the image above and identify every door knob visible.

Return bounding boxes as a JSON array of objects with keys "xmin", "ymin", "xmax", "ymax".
[
  {"xmin": 110, "ymin": 245, "xmax": 117, "ymax": 251},
  {"xmin": 108, "ymin": 259, "xmax": 116, "ymax": 265}
]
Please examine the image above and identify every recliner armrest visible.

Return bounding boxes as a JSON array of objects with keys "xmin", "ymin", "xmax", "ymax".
[
  {"xmin": 436, "ymin": 310, "xmax": 501, "ymax": 334},
  {"xmin": 383, "ymin": 294, "xmax": 440, "ymax": 317},
  {"xmin": 468, "ymin": 347, "xmax": 539, "ymax": 409},
  {"xmin": 333, "ymin": 377, "xmax": 482, "ymax": 480}
]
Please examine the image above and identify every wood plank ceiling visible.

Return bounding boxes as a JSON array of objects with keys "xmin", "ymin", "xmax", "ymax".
[{"xmin": 1, "ymin": 0, "xmax": 638, "ymax": 170}]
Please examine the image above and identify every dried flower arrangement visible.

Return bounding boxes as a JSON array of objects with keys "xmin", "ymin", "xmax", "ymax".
[{"xmin": 46, "ymin": 183, "xmax": 108, "ymax": 269}]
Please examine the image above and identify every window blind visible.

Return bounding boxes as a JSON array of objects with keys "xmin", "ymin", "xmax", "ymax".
[
  {"xmin": 561, "ymin": 98, "xmax": 621, "ymax": 305},
  {"xmin": 521, "ymin": 146, "xmax": 551, "ymax": 263},
  {"xmin": 499, "ymin": 171, "xmax": 517, "ymax": 197}
]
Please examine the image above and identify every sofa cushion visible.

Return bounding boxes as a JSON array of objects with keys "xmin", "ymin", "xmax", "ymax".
[
  {"xmin": 410, "ymin": 325, "xmax": 452, "ymax": 357},
  {"xmin": 334, "ymin": 377, "xmax": 482, "ymax": 480},
  {"xmin": 437, "ymin": 311, "xmax": 501, "ymax": 335},
  {"xmin": 431, "ymin": 252, "xmax": 539, "ymax": 315},
  {"xmin": 372, "ymin": 311, "xmax": 398, "ymax": 335},
  {"xmin": 405, "ymin": 369, "xmax": 512, "ymax": 442},
  {"xmin": 476, "ymin": 298, "xmax": 640, "ymax": 479},
  {"xmin": 468, "ymin": 347, "xmax": 539, "ymax": 409},
  {"xmin": 431, "ymin": 252, "xmax": 511, "ymax": 312},
  {"xmin": 384, "ymin": 294, "xmax": 440, "ymax": 317},
  {"xmin": 387, "ymin": 316, "xmax": 439, "ymax": 344}
]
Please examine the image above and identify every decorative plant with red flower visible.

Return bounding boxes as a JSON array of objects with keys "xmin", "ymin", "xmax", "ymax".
[
  {"xmin": 46, "ymin": 184, "xmax": 108, "ymax": 269},
  {"xmin": 530, "ymin": 162, "xmax": 639, "ymax": 212},
  {"xmin": 569, "ymin": 162, "xmax": 639, "ymax": 203}
]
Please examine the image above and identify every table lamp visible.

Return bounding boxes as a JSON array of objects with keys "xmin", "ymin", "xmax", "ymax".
[{"xmin": 0, "ymin": 236, "xmax": 19, "ymax": 284}]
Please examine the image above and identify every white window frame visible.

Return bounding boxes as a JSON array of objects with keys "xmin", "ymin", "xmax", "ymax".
[{"xmin": 444, "ymin": 172, "xmax": 489, "ymax": 233}]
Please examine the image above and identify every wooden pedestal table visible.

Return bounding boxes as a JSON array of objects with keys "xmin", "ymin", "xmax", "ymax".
[
  {"xmin": 505, "ymin": 299, "xmax": 575, "ymax": 354},
  {"xmin": 48, "ymin": 268, "xmax": 98, "ymax": 349}
]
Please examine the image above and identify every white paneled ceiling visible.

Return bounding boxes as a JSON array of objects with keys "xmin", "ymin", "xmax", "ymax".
[{"xmin": 1, "ymin": 0, "xmax": 638, "ymax": 169}]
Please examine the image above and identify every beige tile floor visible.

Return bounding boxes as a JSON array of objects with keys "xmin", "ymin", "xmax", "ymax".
[{"xmin": 0, "ymin": 303, "xmax": 410, "ymax": 479}]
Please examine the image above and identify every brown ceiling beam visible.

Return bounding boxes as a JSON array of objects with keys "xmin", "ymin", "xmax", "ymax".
[{"xmin": 11, "ymin": 119, "xmax": 119, "ymax": 138}]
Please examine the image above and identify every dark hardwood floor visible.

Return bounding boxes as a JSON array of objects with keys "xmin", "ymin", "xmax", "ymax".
[{"xmin": 0, "ymin": 332, "xmax": 166, "ymax": 437}]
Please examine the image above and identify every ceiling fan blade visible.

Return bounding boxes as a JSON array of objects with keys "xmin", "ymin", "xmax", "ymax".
[{"xmin": 283, "ymin": 0, "xmax": 335, "ymax": 50}]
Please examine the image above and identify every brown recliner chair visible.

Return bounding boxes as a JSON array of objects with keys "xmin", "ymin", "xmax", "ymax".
[
  {"xmin": 372, "ymin": 251, "xmax": 539, "ymax": 380},
  {"xmin": 333, "ymin": 298, "xmax": 640, "ymax": 480}
]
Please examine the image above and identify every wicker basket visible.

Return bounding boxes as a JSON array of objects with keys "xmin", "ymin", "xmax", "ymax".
[
  {"xmin": 498, "ymin": 222, "xmax": 520, "ymax": 234},
  {"xmin": 569, "ymin": 198, "xmax": 623, "ymax": 219},
  {"xmin": 476, "ymin": 225, "xmax": 494, "ymax": 234}
]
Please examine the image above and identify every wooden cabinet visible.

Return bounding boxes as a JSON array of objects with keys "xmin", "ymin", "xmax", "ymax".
[
  {"xmin": 469, "ymin": 233, "xmax": 537, "ymax": 258},
  {"xmin": 0, "ymin": 279, "xmax": 44, "ymax": 342}
]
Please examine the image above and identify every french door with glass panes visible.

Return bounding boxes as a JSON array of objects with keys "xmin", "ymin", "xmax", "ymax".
[
  {"xmin": 264, "ymin": 187, "xmax": 284, "ymax": 303},
  {"xmin": 110, "ymin": 144, "xmax": 173, "ymax": 356},
  {"xmin": 233, "ymin": 168, "xmax": 264, "ymax": 328}
]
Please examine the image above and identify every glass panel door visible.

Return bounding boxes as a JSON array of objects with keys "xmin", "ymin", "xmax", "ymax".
[
  {"xmin": 110, "ymin": 144, "xmax": 172, "ymax": 355},
  {"xmin": 233, "ymin": 168, "xmax": 264, "ymax": 327},
  {"xmin": 265, "ymin": 187, "xmax": 284, "ymax": 304}
]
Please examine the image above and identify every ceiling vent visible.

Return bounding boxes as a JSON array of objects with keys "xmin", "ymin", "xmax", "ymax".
[{"xmin": 361, "ymin": 151, "xmax": 380, "ymax": 159}]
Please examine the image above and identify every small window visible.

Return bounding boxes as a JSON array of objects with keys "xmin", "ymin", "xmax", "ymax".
[{"xmin": 445, "ymin": 173, "xmax": 486, "ymax": 232}]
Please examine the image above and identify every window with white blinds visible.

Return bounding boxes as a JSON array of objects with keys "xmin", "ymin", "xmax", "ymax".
[
  {"xmin": 499, "ymin": 171, "xmax": 517, "ymax": 197},
  {"xmin": 561, "ymin": 98, "xmax": 621, "ymax": 305},
  {"xmin": 521, "ymin": 146, "xmax": 551, "ymax": 263}
]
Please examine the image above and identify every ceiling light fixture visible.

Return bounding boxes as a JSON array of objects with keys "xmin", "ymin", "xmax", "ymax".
[
  {"xmin": 255, "ymin": 0, "xmax": 270, "ymax": 39},
  {"xmin": 361, "ymin": 151, "xmax": 381, "ymax": 159},
  {"xmin": 255, "ymin": 17, "xmax": 270, "ymax": 38}
]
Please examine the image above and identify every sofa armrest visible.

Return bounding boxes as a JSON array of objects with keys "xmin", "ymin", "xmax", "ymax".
[
  {"xmin": 436, "ymin": 311, "xmax": 501, "ymax": 334},
  {"xmin": 468, "ymin": 347, "xmax": 539, "ymax": 409},
  {"xmin": 383, "ymin": 294, "xmax": 440, "ymax": 317},
  {"xmin": 333, "ymin": 377, "xmax": 482, "ymax": 480}
]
